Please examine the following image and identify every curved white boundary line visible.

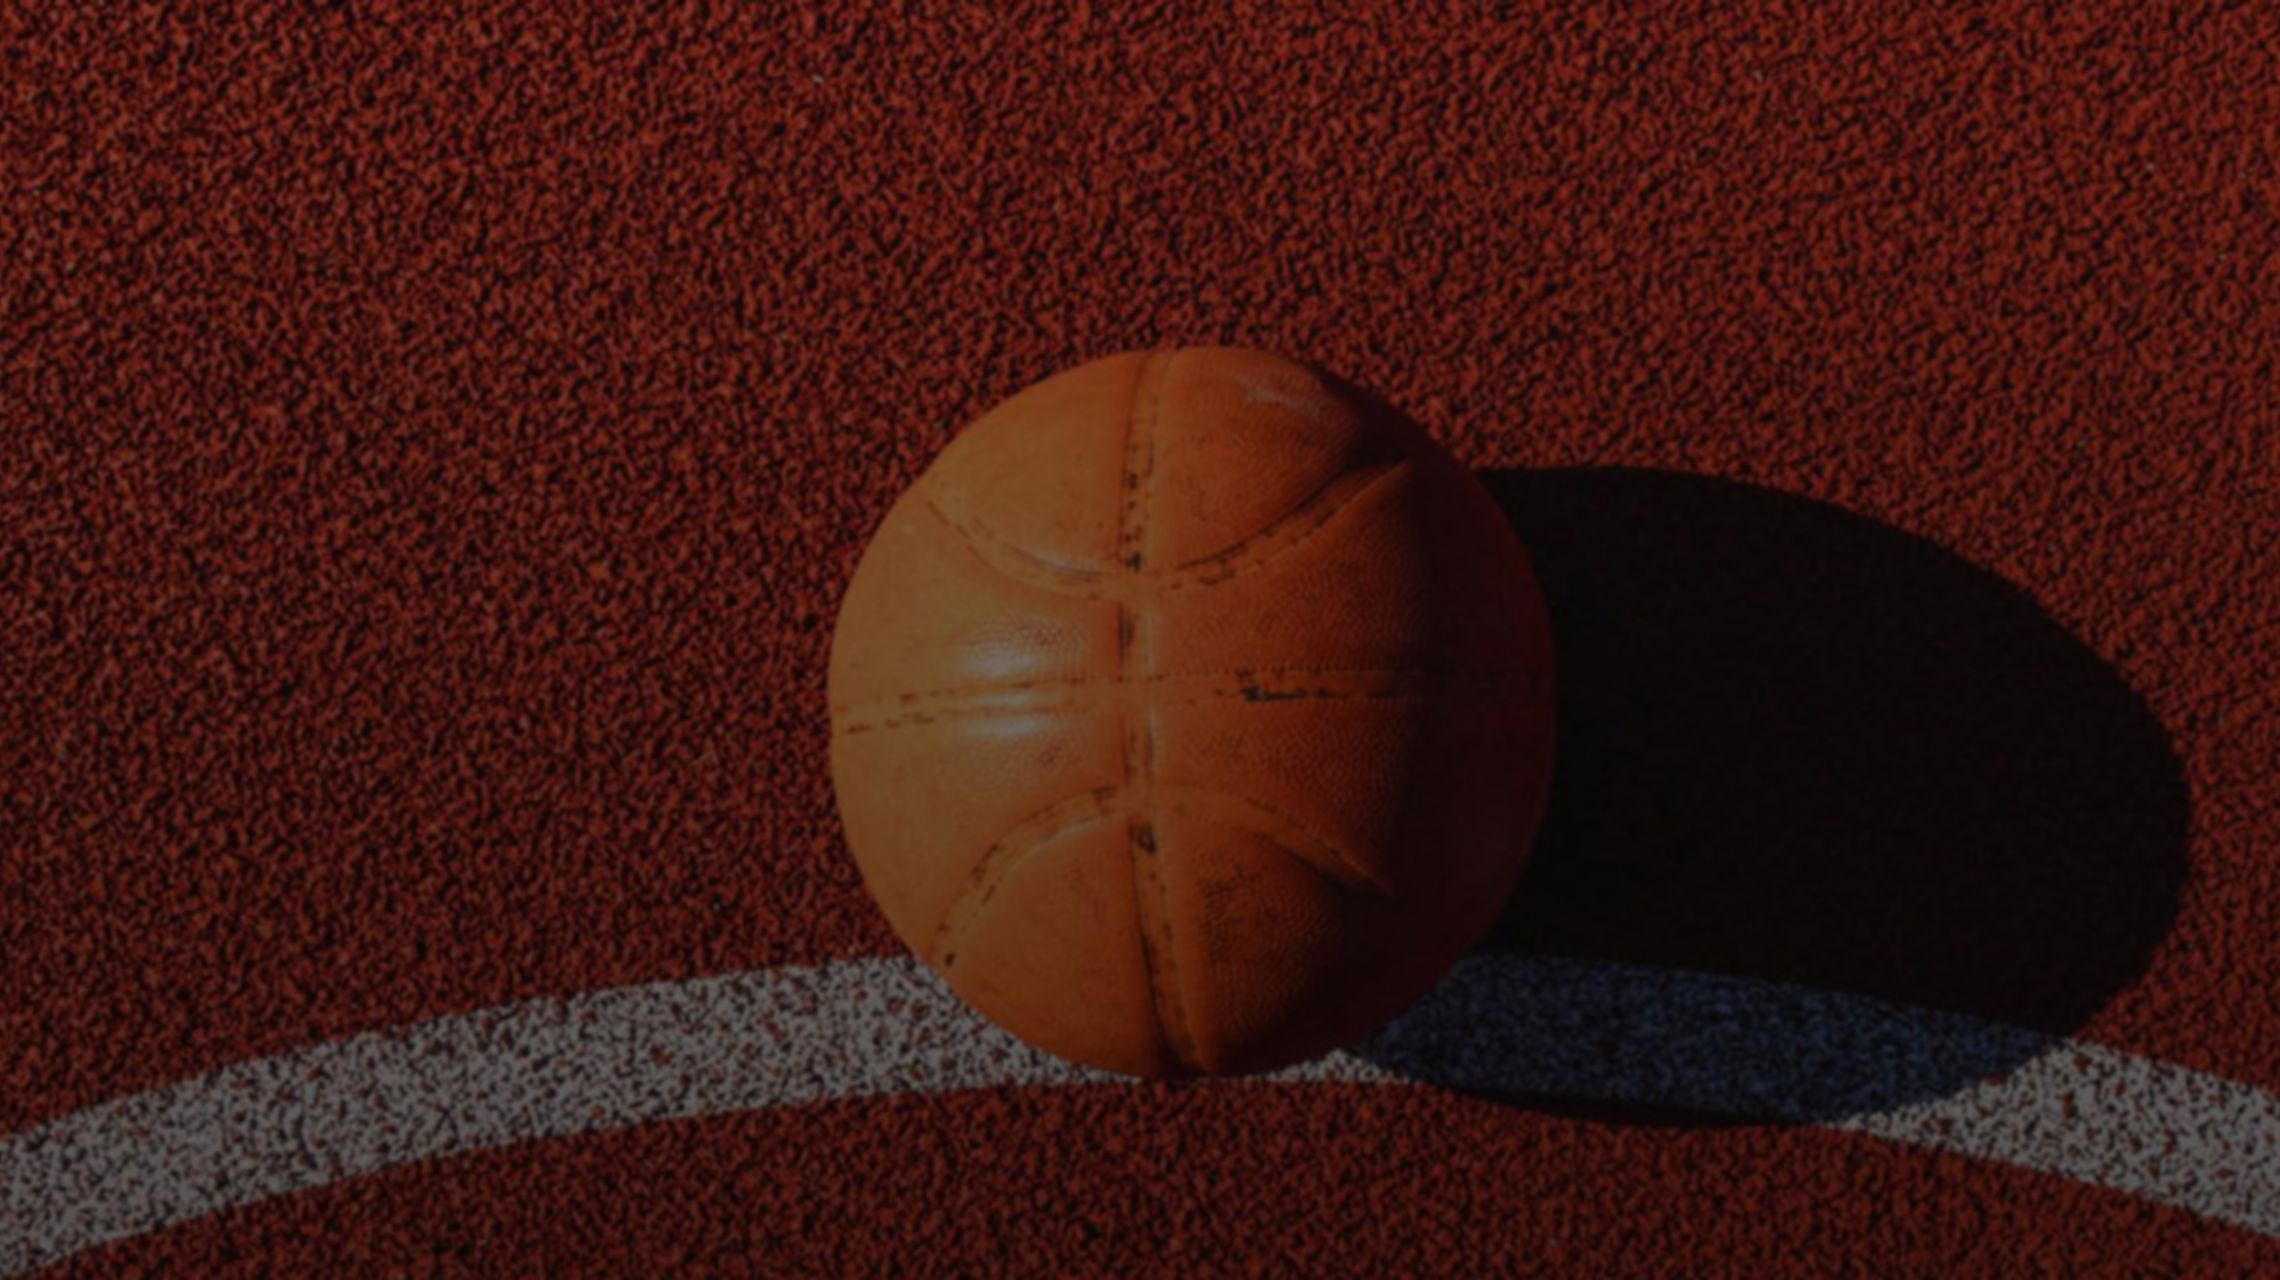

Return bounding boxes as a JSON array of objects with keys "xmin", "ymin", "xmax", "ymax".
[{"xmin": 2, "ymin": 955, "xmax": 2274, "ymax": 1273}]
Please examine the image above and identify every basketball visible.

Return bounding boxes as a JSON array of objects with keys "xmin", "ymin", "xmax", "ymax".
[{"xmin": 828, "ymin": 348, "xmax": 1556, "ymax": 1077}]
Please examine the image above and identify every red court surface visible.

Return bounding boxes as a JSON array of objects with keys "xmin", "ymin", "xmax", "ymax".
[{"xmin": 4, "ymin": 2, "xmax": 2277, "ymax": 1275}]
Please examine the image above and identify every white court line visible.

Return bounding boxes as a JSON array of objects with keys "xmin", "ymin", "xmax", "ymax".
[{"xmin": 2, "ymin": 955, "xmax": 2275, "ymax": 1274}]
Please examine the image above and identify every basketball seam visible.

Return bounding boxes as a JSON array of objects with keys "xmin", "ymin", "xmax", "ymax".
[
  {"xmin": 1154, "ymin": 460, "xmax": 1410, "ymax": 593},
  {"xmin": 1157, "ymin": 784, "xmax": 1398, "ymax": 900},
  {"xmin": 887, "ymin": 359, "xmax": 1471, "ymax": 1075},
  {"xmin": 836, "ymin": 690, "xmax": 1529, "ymax": 734},
  {"xmin": 832, "ymin": 670, "xmax": 1532, "ymax": 734},
  {"xmin": 918, "ymin": 772, "xmax": 1403, "ymax": 978},
  {"xmin": 833, "ymin": 664, "xmax": 1530, "ymax": 717},
  {"xmin": 918, "ymin": 493, "xmax": 1103, "ymax": 589},
  {"xmin": 918, "ymin": 458, "xmax": 1411, "ymax": 600},
  {"xmin": 1121, "ymin": 350, "xmax": 1205, "ymax": 1074},
  {"xmin": 927, "ymin": 788, "xmax": 1121, "ymax": 968}
]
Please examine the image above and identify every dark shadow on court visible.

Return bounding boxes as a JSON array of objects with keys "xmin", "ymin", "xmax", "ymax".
[{"xmin": 1351, "ymin": 466, "xmax": 2189, "ymax": 1126}]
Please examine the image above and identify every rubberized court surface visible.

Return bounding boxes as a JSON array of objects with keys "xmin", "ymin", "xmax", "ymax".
[{"xmin": 4, "ymin": 3, "xmax": 2277, "ymax": 1275}]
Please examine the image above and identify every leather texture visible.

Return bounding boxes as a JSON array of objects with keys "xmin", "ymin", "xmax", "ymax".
[{"xmin": 829, "ymin": 348, "xmax": 1555, "ymax": 1077}]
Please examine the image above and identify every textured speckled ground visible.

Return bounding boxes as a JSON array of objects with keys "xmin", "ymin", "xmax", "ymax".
[{"xmin": 3, "ymin": 1, "xmax": 2277, "ymax": 1274}]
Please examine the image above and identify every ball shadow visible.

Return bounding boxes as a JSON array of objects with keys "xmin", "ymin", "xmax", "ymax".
[{"xmin": 1351, "ymin": 466, "xmax": 2189, "ymax": 1125}]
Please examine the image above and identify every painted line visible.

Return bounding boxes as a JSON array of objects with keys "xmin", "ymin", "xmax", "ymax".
[{"xmin": 2, "ymin": 955, "xmax": 2275, "ymax": 1273}]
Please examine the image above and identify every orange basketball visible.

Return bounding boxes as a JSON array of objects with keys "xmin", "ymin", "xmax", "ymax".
[{"xmin": 828, "ymin": 348, "xmax": 1556, "ymax": 1077}]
